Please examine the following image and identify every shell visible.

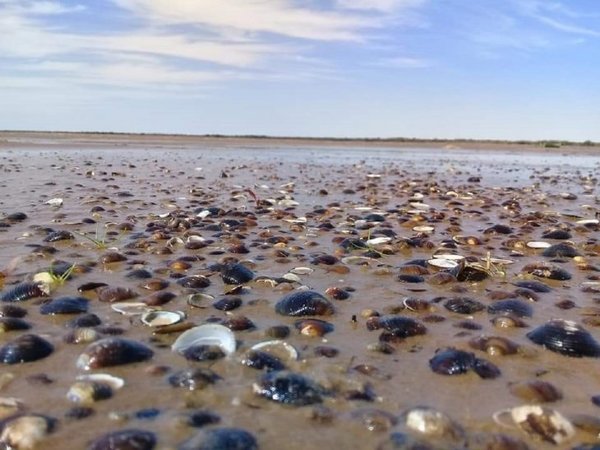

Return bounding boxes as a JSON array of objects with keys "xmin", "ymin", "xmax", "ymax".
[
  {"xmin": 167, "ymin": 368, "xmax": 221, "ymax": 391},
  {"xmin": 171, "ymin": 324, "xmax": 236, "ymax": 357},
  {"xmin": 66, "ymin": 381, "xmax": 113, "ymax": 405},
  {"xmin": 0, "ymin": 318, "xmax": 31, "ymax": 333},
  {"xmin": 140, "ymin": 310, "xmax": 184, "ymax": 327},
  {"xmin": 178, "ymin": 428, "xmax": 257, "ymax": 450},
  {"xmin": 76, "ymin": 338, "xmax": 154, "ymax": 370},
  {"xmin": 177, "ymin": 275, "xmax": 211, "ymax": 289},
  {"xmin": 88, "ymin": 429, "xmax": 156, "ymax": 450},
  {"xmin": 523, "ymin": 263, "xmax": 572, "ymax": 281},
  {"xmin": 96, "ymin": 286, "xmax": 138, "ymax": 303},
  {"xmin": 220, "ymin": 263, "xmax": 255, "ymax": 285},
  {"xmin": 469, "ymin": 336, "xmax": 520, "ymax": 356},
  {"xmin": 40, "ymin": 296, "xmax": 89, "ymax": 315},
  {"xmin": 402, "ymin": 406, "xmax": 464, "ymax": 440},
  {"xmin": 429, "ymin": 347, "xmax": 500, "ymax": 379},
  {"xmin": 509, "ymin": 380, "xmax": 563, "ymax": 403},
  {"xmin": 0, "ymin": 283, "xmax": 48, "ymax": 303},
  {"xmin": 487, "ymin": 300, "xmax": 533, "ymax": 318},
  {"xmin": 494, "ymin": 405, "xmax": 574, "ymax": 445},
  {"xmin": 275, "ymin": 290, "xmax": 334, "ymax": 316},
  {"xmin": 0, "ymin": 334, "xmax": 54, "ymax": 364},
  {"xmin": 240, "ymin": 350, "xmax": 286, "ymax": 372},
  {"xmin": 542, "ymin": 242, "xmax": 580, "ymax": 258},
  {"xmin": 212, "ymin": 297, "xmax": 242, "ymax": 311},
  {"xmin": 294, "ymin": 319, "xmax": 334, "ymax": 337},
  {"xmin": 250, "ymin": 340, "xmax": 299, "ymax": 361},
  {"xmin": 526, "ymin": 319, "xmax": 600, "ymax": 357},
  {"xmin": 0, "ymin": 414, "xmax": 56, "ymax": 450},
  {"xmin": 111, "ymin": 302, "xmax": 150, "ymax": 316},
  {"xmin": 253, "ymin": 371, "xmax": 327, "ymax": 406},
  {"xmin": 513, "ymin": 280, "xmax": 552, "ymax": 293},
  {"xmin": 444, "ymin": 297, "xmax": 485, "ymax": 314},
  {"xmin": 43, "ymin": 230, "xmax": 74, "ymax": 242},
  {"xmin": 368, "ymin": 316, "xmax": 427, "ymax": 343}
]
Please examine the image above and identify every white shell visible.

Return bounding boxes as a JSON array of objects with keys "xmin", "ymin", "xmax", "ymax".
[
  {"xmin": 427, "ymin": 259, "xmax": 459, "ymax": 269},
  {"xmin": 289, "ymin": 267, "xmax": 314, "ymax": 275},
  {"xmin": 432, "ymin": 254, "xmax": 465, "ymax": 261},
  {"xmin": 281, "ymin": 273, "xmax": 301, "ymax": 283},
  {"xmin": 111, "ymin": 302, "xmax": 151, "ymax": 316},
  {"xmin": 482, "ymin": 257, "xmax": 515, "ymax": 265},
  {"xmin": 526, "ymin": 241, "xmax": 551, "ymax": 249},
  {"xmin": 493, "ymin": 405, "xmax": 575, "ymax": 445},
  {"xmin": 251, "ymin": 340, "xmax": 299, "ymax": 361},
  {"xmin": 45, "ymin": 198, "xmax": 63, "ymax": 207},
  {"xmin": 172, "ymin": 324, "xmax": 236, "ymax": 356},
  {"xmin": 413, "ymin": 226, "xmax": 434, "ymax": 233},
  {"xmin": 576, "ymin": 219, "xmax": 599, "ymax": 225},
  {"xmin": 141, "ymin": 310, "xmax": 184, "ymax": 327},
  {"xmin": 278, "ymin": 199, "xmax": 299, "ymax": 207},
  {"xmin": 366, "ymin": 237, "xmax": 391, "ymax": 246},
  {"xmin": 366, "ymin": 174, "xmax": 382, "ymax": 178},
  {"xmin": 76, "ymin": 373, "xmax": 124, "ymax": 390},
  {"xmin": 409, "ymin": 202, "xmax": 430, "ymax": 210}
]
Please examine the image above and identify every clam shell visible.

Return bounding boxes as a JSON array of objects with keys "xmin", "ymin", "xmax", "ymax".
[
  {"xmin": 526, "ymin": 319, "xmax": 600, "ymax": 357},
  {"xmin": 427, "ymin": 259, "xmax": 459, "ymax": 269},
  {"xmin": 171, "ymin": 324, "xmax": 236, "ymax": 356},
  {"xmin": 140, "ymin": 310, "xmax": 184, "ymax": 327},
  {"xmin": 250, "ymin": 340, "xmax": 299, "ymax": 361},
  {"xmin": 494, "ymin": 405, "xmax": 574, "ymax": 445}
]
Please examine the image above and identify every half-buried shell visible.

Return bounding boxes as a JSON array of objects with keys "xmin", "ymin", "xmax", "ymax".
[
  {"xmin": 171, "ymin": 324, "xmax": 236, "ymax": 357},
  {"xmin": 526, "ymin": 319, "xmax": 600, "ymax": 357}
]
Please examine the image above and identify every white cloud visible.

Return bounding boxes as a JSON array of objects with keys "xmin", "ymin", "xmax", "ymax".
[
  {"xmin": 336, "ymin": 0, "xmax": 423, "ymax": 13},
  {"xmin": 372, "ymin": 56, "xmax": 431, "ymax": 68}
]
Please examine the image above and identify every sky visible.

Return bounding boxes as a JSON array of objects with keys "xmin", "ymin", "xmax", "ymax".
[{"xmin": 1, "ymin": 0, "xmax": 599, "ymax": 141}]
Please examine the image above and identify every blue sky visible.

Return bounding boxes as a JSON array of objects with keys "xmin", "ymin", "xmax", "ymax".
[{"xmin": 1, "ymin": 0, "xmax": 599, "ymax": 141}]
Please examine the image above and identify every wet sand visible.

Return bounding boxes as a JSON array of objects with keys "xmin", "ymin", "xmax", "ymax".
[{"xmin": 0, "ymin": 137, "xmax": 599, "ymax": 449}]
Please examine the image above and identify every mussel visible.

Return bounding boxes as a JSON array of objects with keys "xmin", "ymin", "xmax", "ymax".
[
  {"xmin": 0, "ymin": 334, "xmax": 54, "ymax": 364},
  {"xmin": 429, "ymin": 347, "xmax": 500, "ymax": 379},
  {"xmin": 527, "ymin": 320, "xmax": 600, "ymax": 357},
  {"xmin": 76, "ymin": 338, "xmax": 154, "ymax": 369},
  {"xmin": 253, "ymin": 371, "xmax": 328, "ymax": 406},
  {"xmin": 275, "ymin": 290, "xmax": 334, "ymax": 316}
]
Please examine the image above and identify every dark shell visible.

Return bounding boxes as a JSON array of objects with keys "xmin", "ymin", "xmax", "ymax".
[
  {"xmin": 67, "ymin": 313, "xmax": 102, "ymax": 328},
  {"xmin": 240, "ymin": 350, "xmax": 285, "ymax": 371},
  {"xmin": 88, "ymin": 429, "xmax": 156, "ymax": 450},
  {"xmin": 77, "ymin": 338, "xmax": 154, "ymax": 369},
  {"xmin": 0, "ymin": 282, "xmax": 47, "ymax": 302},
  {"xmin": 429, "ymin": 347, "xmax": 500, "ymax": 379},
  {"xmin": 178, "ymin": 428, "xmax": 258, "ymax": 450},
  {"xmin": 527, "ymin": 319, "xmax": 600, "ymax": 357},
  {"xmin": 524, "ymin": 263, "xmax": 572, "ymax": 281},
  {"xmin": 221, "ymin": 315, "xmax": 255, "ymax": 331},
  {"xmin": 126, "ymin": 269, "xmax": 153, "ymax": 279},
  {"xmin": 168, "ymin": 368, "xmax": 221, "ymax": 391},
  {"xmin": 325, "ymin": 286, "xmax": 350, "ymax": 300},
  {"xmin": 509, "ymin": 380, "xmax": 563, "ymax": 403},
  {"xmin": 444, "ymin": 297, "xmax": 485, "ymax": 314},
  {"xmin": 0, "ymin": 334, "xmax": 54, "ymax": 364},
  {"xmin": 220, "ymin": 263, "xmax": 255, "ymax": 285},
  {"xmin": 254, "ymin": 371, "xmax": 327, "ymax": 406},
  {"xmin": 0, "ymin": 304, "xmax": 27, "ymax": 318},
  {"xmin": 139, "ymin": 279, "xmax": 169, "ymax": 291},
  {"xmin": 542, "ymin": 229, "xmax": 572, "ymax": 240},
  {"xmin": 455, "ymin": 265, "xmax": 490, "ymax": 282},
  {"xmin": 182, "ymin": 345, "xmax": 226, "ymax": 362},
  {"xmin": 397, "ymin": 274, "xmax": 425, "ymax": 283},
  {"xmin": 96, "ymin": 286, "xmax": 138, "ymax": 303},
  {"xmin": 513, "ymin": 280, "xmax": 552, "ymax": 293},
  {"xmin": 177, "ymin": 276, "xmax": 211, "ymax": 289},
  {"xmin": 78, "ymin": 282, "xmax": 109, "ymax": 292},
  {"xmin": 484, "ymin": 224, "xmax": 513, "ymax": 234},
  {"xmin": 183, "ymin": 410, "xmax": 221, "ymax": 428},
  {"xmin": 212, "ymin": 297, "xmax": 242, "ymax": 311},
  {"xmin": 0, "ymin": 317, "xmax": 31, "ymax": 332},
  {"xmin": 5, "ymin": 212, "xmax": 27, "ymax": 222},
  {"xmin": 374, "ymin": 316, "xmax": 427, "ymax": 343},
  {"xmin": 143, "ymin": 291, "xmax": 176, "ymax": 306},
  {"xmin": 264, "ymin": 325, "xmax": 290, "ymax": 339},
  {"xmin": 542, "ymin": 242, "xmax": 580, "ymax": 258},
  {"xmin": 275, "ymin": 290, "xmax": 334, "ymax": 316},
  {"xmin": 487, "ymin": 299, "xmax": 533, "ymax": 318},
  {"xmin": 43, "ymin": 230, "xmax": 74, "ymax": 242},
  {"xmin": 40, "ymin": 296, "xmax": 89, "ymax": 315},
  {"xmin": 100, "ymin": 251, "xmax": 127, "ymax": 264}
]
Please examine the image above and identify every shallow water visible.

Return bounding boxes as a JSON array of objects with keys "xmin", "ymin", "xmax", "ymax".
[{"xmin": 0, "ymin": 145, "xmax": 599, "ymax": 449}]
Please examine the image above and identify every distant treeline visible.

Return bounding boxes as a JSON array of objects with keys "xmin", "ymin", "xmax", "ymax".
[{"xmin": 1, "ymin": 130, "xmax": 597, "ymax": 147}]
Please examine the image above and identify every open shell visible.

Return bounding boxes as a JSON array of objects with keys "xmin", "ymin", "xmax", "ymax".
[
  {"xmin": 172, "ymin": 324, "xmax": 236, "ymax": 356},
  {"xmin": 250, "ymin": 340, "xmax": 299, "ymax": 362},
  {"xmin": 141, "ymin": 310, "xmax": 185, "ymax": 327}
]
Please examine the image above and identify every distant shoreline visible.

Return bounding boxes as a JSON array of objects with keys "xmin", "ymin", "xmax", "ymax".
[{"xmin": 0, "ymin": 130, "xmax": 598, "ymax": 154}]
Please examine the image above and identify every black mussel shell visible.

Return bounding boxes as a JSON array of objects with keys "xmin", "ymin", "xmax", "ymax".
[
  {"xmin": 88, "ymin": 429, "xmax": 156, "ymax": 450},
  {"xmin": 0, "ymin": 317, "xmax": 31, "ymax": 332},
  {"xmin": 0, "ymin": 304, "xmax": 27, "ymax": 318},
  {"xmin": 455, "ymin": 265, "xmax": 490, "ymax": 282},
  {"xmin": 78, "ymin": 282, "xmax": 109, "ymax": 292},
  {"xmin": 275, "ymin": 290, "xmax": 334, "ymax": 316},
  {"xmin": 96, "ymin": 286, "xmax": 138, "ymax": 303},
  {"xmin": 241, "ymin": 350, "xmax": 285, "ymax": 372},
  {"xmin": 484, "ymin": 224, "xmax": 513, "ymax": 234},
  {"xmin": 0, "ymin": 282, "xmax": 47, "ymax": 303},
  {"xmin": 168, "ymin": 368, "xmax": 221, "ymax": 391},
  {"xmin": 397, "ymin": 274, "xmax": 425, "ymax": 283},
  {"xmin": 429, "ymin": 348, "xmax": 500, "ymax": 379},
  {"xmin": 542, "ymin": 242, "xmax": 580, "ymax": 258},
  {"xmin": 44, "ymin": 230, "xmax": 74, "ymax": 242},
  {"xmin": 40, "ymin": 296, "xmax": 89, "ymax": 315},
  {"xmin": 220, "ymin": 263, "xmax": 255, "ymax": 285},
  {"xmin": 513, "ymin": 280, "xmax": 552, "ymax": 293},
  {"xmin": 212, "ymin": 297, "xmax": 242, "ymax": 311},
  {"xmin": 0, "ymin": 334, "xmax": 54, "ymax": 364},
  {"xmin": 524, "ymin": 263, "xmax": 572, "ymax": 281},
  {"xmin": 77, "ymin": 338, "xmax": 154, "ymax": 369},
  {"xmin": 178, "ymin": 427, "xmax": 258, "ymax": 450},
  {"xmin": 184, "ymin": 410, "xmax": 221, "ymax": 428},
  {"xmin": 444, "ymin": 297, "xmax": 485, "ymax": 314},
  {"xmin": 67, "ymin": 313, "xmax": 102, "ymax": 328},
  {"xmin": 254, "ymin": 371, "xmax": 328, "ymax": 406},
  {"xmin": 182, "ymin": 345, "xmax": 226, "ymax": 362},
  {"xmin": 375, "ymin": 316, "xmax": 427, "ymax": 343},
  {"xmin": 126, "ymin": 269, "xmax": 153, "ymax": 279},
  {"xmin": 487, "ymin": 299, "xmax": 533, "ymax": 318},
  {"xmin": 527, "ymin": 319, "xmax": 600, "ymax": 357},
  {"xmin": 177, "ymin": 276, "xmax": 211, "ymax": 289},
  {"xmin": 542, "ymin": 229, "xmax": 572, "ymax": 240}
]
